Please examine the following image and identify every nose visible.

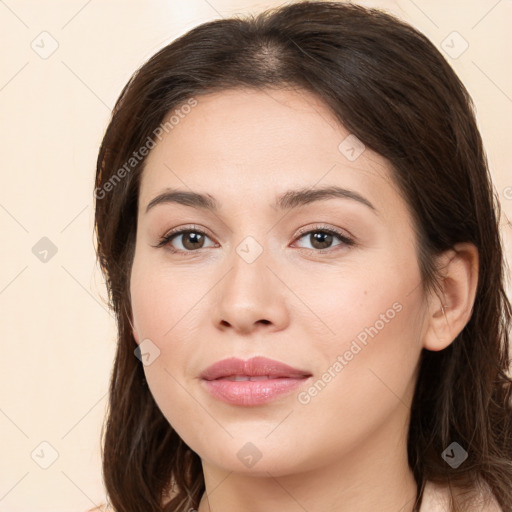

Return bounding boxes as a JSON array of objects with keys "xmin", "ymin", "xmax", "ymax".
[{"xmin": 212, "ymin": 244, "xmax": 289, "ymax": 335}]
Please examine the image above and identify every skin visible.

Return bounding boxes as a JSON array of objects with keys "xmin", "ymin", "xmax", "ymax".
[{"xmin": 129, "ymin": 87, "xmax": 479, "ymax": 512}]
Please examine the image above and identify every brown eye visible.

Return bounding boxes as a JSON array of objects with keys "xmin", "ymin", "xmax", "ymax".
[
  {"xmin": 295, "ymin": 228, "xmax": 354, "ymax": 252},
  {"xmin": 308, "ymin": 231, "xmax": 334, "ymax": 250},
  {"xmin": 157, "ymin": 228, "xmax": 215, "ymax": 252},
  {"xmin": 179, "ymin": 231, "xmax": 206, "ymax": 250}
]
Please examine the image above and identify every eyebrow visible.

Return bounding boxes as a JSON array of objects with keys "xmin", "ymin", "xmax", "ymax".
[{"xmin": 145, "ymin": 186, "xmax": 377, "ymax": 214}]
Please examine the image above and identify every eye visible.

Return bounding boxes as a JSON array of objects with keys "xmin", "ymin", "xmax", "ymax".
[
  {"xmin": 154, "ymin": 224, "xmax": 355, "ymax": 254},
  {"xmin": 293, "ymin": 225, "xmax": 355, "ymax": 252},
  {"xmin": 155, "ymin": 226, "xmax": 216, "ymax": 252}
]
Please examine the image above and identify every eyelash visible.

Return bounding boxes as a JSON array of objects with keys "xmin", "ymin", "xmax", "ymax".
[{"xmin": 154, "ymin": 223, "xmax": 355, "ymax": 255}]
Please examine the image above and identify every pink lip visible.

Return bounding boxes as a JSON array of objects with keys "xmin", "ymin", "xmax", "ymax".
[{"xmin": 200, "ymin": 356, "xmax": 312, "ymax": 406}]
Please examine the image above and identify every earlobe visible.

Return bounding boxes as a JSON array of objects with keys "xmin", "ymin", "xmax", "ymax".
[
  {"xmin": 424, "ymin": 301, "xmax": 451, "ymax": 351},
  {"xmin": 422, "ymin": 243, "xmax": 479, "ymax": 352}
]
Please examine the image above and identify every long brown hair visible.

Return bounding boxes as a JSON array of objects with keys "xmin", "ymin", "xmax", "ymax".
[{"xmin": 93, "ymin": 2, "xmax": 512, "ymax": 511}]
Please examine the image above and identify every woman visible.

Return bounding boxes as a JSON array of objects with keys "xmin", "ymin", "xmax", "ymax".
[{"xmin": 92, "ymin": 1, "xmax": 512, "ymax": 511}]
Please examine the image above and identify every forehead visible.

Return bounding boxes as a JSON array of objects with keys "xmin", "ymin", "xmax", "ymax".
[{"xmin": 138, "ymin": 87, "xmax": 401, "ymax": 218}]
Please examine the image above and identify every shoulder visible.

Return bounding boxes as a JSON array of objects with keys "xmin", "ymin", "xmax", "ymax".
[
  {"xmin": 420, "ymin": 480, "xmax": 502, "ymax": 512},
  {"xmin": 85, "ymin": 505, "xmax": 113, "ymax": 512}
]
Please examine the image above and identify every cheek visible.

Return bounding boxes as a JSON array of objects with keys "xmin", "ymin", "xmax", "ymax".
[
  {"xmin": 298, "ymin": 253, "xmax": 418, "ymax": 352},
  {"xmin": 130, "ymin": 257, "xmax": 205, "ymax": 343},
  {"xmin": 306, "ymin": 282, "xmax": 424, "ymax": 421},
  {"xmin": 130, "ymin": 259, "xmax": 210, "ymax": 381},
  {"xmin": 291, "ymin": 295, "xmax": 423, "ymax": 470},
  {"xmin": 296, "ymin": 254, "xmax": 424, "ymax": 414},
  {"xmin": 130, "ymin": 263, "xmax": 211, "ymax": 443},
  {"xmin": 143, "ymin": 363, "xmax": 220, "ymax": 455}
]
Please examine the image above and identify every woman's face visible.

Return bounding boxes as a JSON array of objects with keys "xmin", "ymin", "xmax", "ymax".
[{"xmin": 130, "ymin": 87, "xmax": 429, "ymax": 477}]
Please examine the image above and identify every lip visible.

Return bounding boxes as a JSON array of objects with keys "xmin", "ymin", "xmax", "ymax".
[{"xmin": 200, "ymin": 356, "xmax": 312, "ymax": 406}]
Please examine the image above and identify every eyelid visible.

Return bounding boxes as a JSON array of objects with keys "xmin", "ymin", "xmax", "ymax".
[
  {"xmin": 154, "ymin": 223, "xmax": 355, "ymax": 253},
  {"xmin": 163, "ymin": 224, "xmax": 213, "ymax": 240},
  {"xmin": 292, "ymin": 223, "xmax": 355, "ymax": 250},
  {"xmin": 153, "ymin": 224, "xmax": 216, "ymax": 250},
  {"xmin": 294, "ymin": 223, "xmax": 353, "ymax": 240}
]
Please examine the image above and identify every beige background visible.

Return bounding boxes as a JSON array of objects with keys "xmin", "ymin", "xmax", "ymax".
[{"xmin": 0, "ymin": 1, "xmax": 510, "ymax": 511}]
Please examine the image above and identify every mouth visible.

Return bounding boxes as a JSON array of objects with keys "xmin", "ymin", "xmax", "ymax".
[
  {"xmin": 222, "ymin": 375, "xmax": 290, "ymax": 381},
  {"xmin": 200, "ymin": 356, "xmax": 312, "ymax": 406}
]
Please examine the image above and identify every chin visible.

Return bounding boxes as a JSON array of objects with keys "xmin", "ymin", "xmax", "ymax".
[{"xmin": 190, "ymin": 434, "xmax": 314, "ymax": 477}]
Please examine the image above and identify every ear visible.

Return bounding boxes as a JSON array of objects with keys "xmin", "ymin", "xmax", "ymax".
[{"xmin": 422, "ymin": 242, "xmax": 479, "ymax": 351}]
